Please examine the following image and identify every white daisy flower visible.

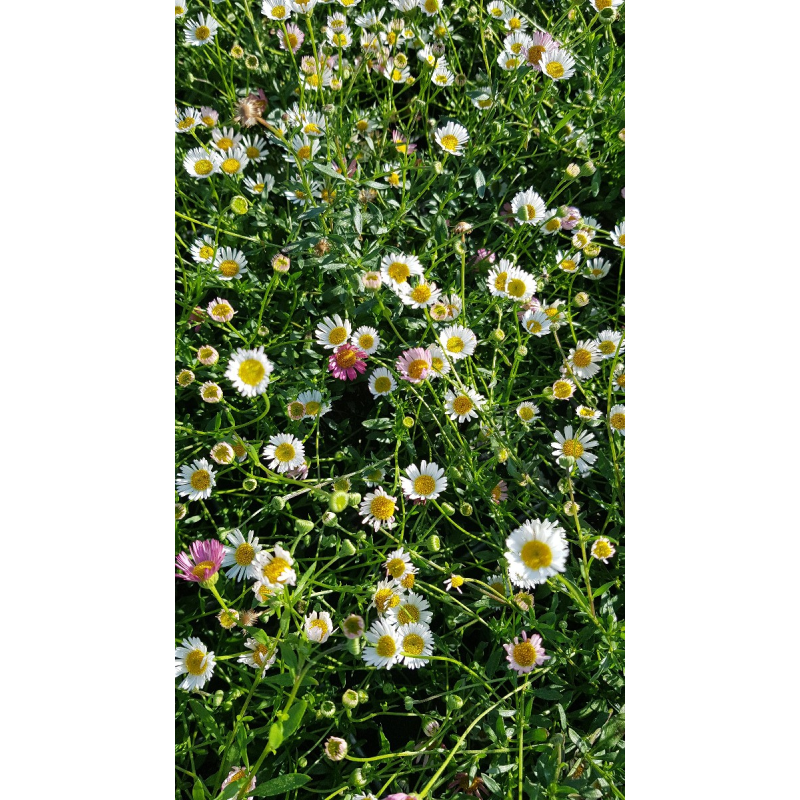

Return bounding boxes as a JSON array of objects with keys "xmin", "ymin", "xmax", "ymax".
[
  {"xmin": 351, "ymin": 326, "xmax": 381, "ymax": 354},
  {"xmin": 383, "ymin": 548, "xmax": 417, "ymax": 583},
  {"xmin": 417, "ymin": 44, "xmax": 437, "ymax": 68},
  {"xmin": 434, "ymin": 121, "xmax": 470, "ymax": 156},
  {"xmin": 516, "ymin": 402, "xmax": 539, "ymax": 423},
  {"xmin": 175, "ymin": 637, "xmax": 216, "ymax": 690},
  {"xmin": 225, "ymin": 347, "xmax": 274, "ymax": 397},
  {"xmin": 300, "ymin": 111, "xmax": 327, "ymax": 137},
  {"xmin": 388, "ymin": 591, "xmax": 433, "ymax": 627},
  {"xmin": 502, "ymin": 8, "xmax": 528, "ymax": 32},
  {"xmin": 175, "ymin": 107, "xmax": 203, "ymax": 133},
  {"xmin": 297, "ymin": 389, "xmax": 330, "ymax": 419},
  {"xmin": 190, "ymin": 234, "xmax": 216, "ymax": 264},
  {"xmin": 576, "ymin": 405, "xmax": 603, "ymax": 425},
  {"xmin": 541, "ymin": 210, "xmax": 565, "ymax": 235},
  {"xmin": 442, "ymin": 293, "xmax": 463, "ymax": 321},
  {"xmin": 541, "ymin": 299, "xmax": 566, "ymax": 323},
  {"xmin": 363, "ymin": 465, "xmax": 385, "ymax": 486},
  {"xmin": 354, "ymin": 8, "xmax": 384, "ymax": 27},
  {"xmin": 510, "ymin": 188, "xmax": 547, "ymax": 225},
  {"xmin": 418, "ymin": 0, "xmax": 441, "ymax": 15},
  {"xmin": 471, "ymin": 86, "xmax": 494, "ymax": 110},
  {"xmin": 487, "ymin": 259, "xmax": 514, "ymax": 297},
  {"xmin": 371, "ymin": 579, "xmax": 405, "ymax": 615},
  {"xmin": 505, "ymin": 518, "xmax": 568, "ymax": 588},
  {"xmin": 613, "ymin": 362, "xmax": 625, "ymax": 392},
  {"xmin": 363, "ymin": 619, "xmax": 402, "ymax": 669},
  {"xmin": 255, "ymin": 545, "xmax": 297, "ymax": 589},
  {"xmin": 244, "ymin": 172, "xmax": 276, "ymax": 195},
  {"xmin": 381, "ymin": 252, "xmax": 424, "ymax": 287},
  {"xmin": 293, "ymin": 0, "xmax": 319, "ymax": 13},
  {"xmin": 504, "ymin": 31, "xmax": 533, "ymax": 55},
  {"xmin": 391, "ymin": 0, "xmax": 417, "ymax": 10},
  {"xmin": 315, "ymin": 314, "xmax": 352, "ymax": 349},
  {"xmin": 383, "ymin": 162, "xmax": 409, "ymax": 190},
  {"xmin": 596, "ymin": 330, "xmax": 625, "ymax": 360},
  {"xmin": 285, "ymin": 179, "xmax": 321, "ymax": 205},
  {"xmin": 241, "ymin": 133, "xmax": 269, "ymax": 162},
  {"xmin": 589, "ymin": 0, "xmax": 624, "ymax": 10},
  {"xmin": 608, "ymin": 404, "xmax": 625, "ymax": 436},
  {"xmin": 213, "ymin": 247, "xmax": 248, "ymax": 281},
  {"xmin": 262, "ymin": 0, "xmax": 293, "ymax": 20},
  {"xmin": 400, "ymin": 461, "xmax": 448, "ymax": 501},
  {"xmin": 503, "ymin": 266, "xmax": 536, "ymax": 303},
  {"xmin": 175, "ymin": 2, "xmax": 188, "ymax": 19},
  {"xmin": 552, "ymin": 378, "xmax": 576, "ymax": 401},
  {"xmin": 238, "ymin": 638, "xmax": 277, "ymax": 673},
  {"xmin": 176, "ymin": 458, "xmax": 216, "ymax": 500},
  {"xmin": 359, "ymin": 487, "xmax": 398, "ymax": 530},
  {"xmin": 611, "ymin": 221, "xmax": 625, "ymax": 248},
  {"xmin": 591, "ymin": 537, "xmax": 617, "ymax": 564},
  {"xmin": 567, "ymin": 340, "xmax": 602, "ymax": 380},
  {"xmin": 218, "ymin": 146, "xmax": 249, "ymax": 176},
  {"xmin": 439, "ymin": 324, "xmax": 477, "ymax": 360},
  {"xmin": 183, "ymin": 147, "xmax": 222, "ymax": 179},
  {"xmin": 328, "ymin": 25, "xmax": 353, "ymax": 48},
  {"xmin": 487, "ymin": 1, "xmax": 506, "ymax": 18},
  {"xmin": 263, "ymin": 433, "xmax": 306, "ymax": 473},
  {"xmin": 431, "ymin": 63, "xmax": 454, "ymax": 86},
  {"xmin": 427, "ymin": 345, "xmax": 451, "ymax": 380},
  {"xmin": 286, "ymin": 134, "xmax": 320, "ymax": 165},
  {"xmin": 210, "ymin": 441, "xmax": 235, "ymax": 465},
  {"xmin": 551, "ymin": 426, "xmax": 599, "ymax": 474},
  {"xmin": 399, "ymin": 279, "xmax": 442, "ymax": 309},
  {"xmin": 305, "ymin": 611, "xmax": 336, "ymax": 643},
  {"xmin": 497, "ymin": 51, "xmax": 523, "ymax": 71},
  {"xmin": 222, "ymin": 529, "xmax": 263, "ymax": 581},
  {"xmin": 327, "ymin": 11, "xmax": 348, "ymax": 30},
  {"xmin": 540, "ymin": 47, "xmax": 577, "ymax": 80},
  {"xmin": 522, "ymin": 309, "xmax": 552, "ymax": 337},
  {"xmin": 199, "ymin": 381, "xmax": 223, "ymax": 403},
  {"xmin": 184, "ymin": 13, "xmax": 219, "ymax": 46},
  {"xmin": 211, "ymin": 127, "xmax": 243, "ymax": 152},
  {"xmin": 368, "ymin": 368, "xmax": 397, "ymax": 398},
  {"xmin": 386, "ymin": 62, "xmax": 411, "ymax": 83},
  {"xmin": 556, "ymin": 250, "xmax": 582, "ymax": 273},
  {"xmin": 444, "ymin": 386, "xmax": 485, "ymax": 422},
  {"xmin": 398, "ymin": 623, "xmax": 434, "ymax": 669}
]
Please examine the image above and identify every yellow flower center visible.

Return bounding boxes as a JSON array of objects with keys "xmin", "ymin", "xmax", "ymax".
[
  {"xmin": 203, "ymin": 386, "xmax": 220, "ymax": 399},
  {"xmin": 524, "ymin": 203, "xmax": 539, "ymax": 220},
  {"xmin": 424, "ymin": 0, "xmax": 439, "ymax": 10},
  {"xmin": 413, "ymin": 475, "xmax": 436, "ymax": 496},
  {"xmin": 253, "ymin": 183, "xmax": 265, "ymax": 193},
  {"xmin": 232, "ymin": 442, "xmax": 246, "ymax": 457},
  {"xmin": 431, "ymin": 357, "xmax": 445, "ymax": 372},
  {"xmin": 333, "ymin": 33, "xmax": 347, "ymax": 46},
  {"xmin": 546, "ymin": 61, "xmax": 565, "ymax": 79},
  {"xmin": 407, "ymin": 286, "xmax": 432, "ymax": 306},
  {"xmin": 446, "ymin": 336, "xmax": 464, "ymax": 353},
  {"xmin": 202, "ymin": 116, "xmax": 215, "ymax": 126},
  {"xmin": 219, "ymin": 259, "xmax": 240, "ymax": 278},
  {"xmin": 308, "ymin": 618, "xmax": 329, "ymax": 636},
  {"xmin": 221, "ymin": 158, "xmax": 241, "ymax": 174},
  {"xmin": 507, "ymin": 279, "xmax": 526, "ymax": 298},
  {"xmin": 307, "ymin": 74, "xmax": 320, "ymax": 88},
  {"xmin": 391, "ymin": 69, "xmax": 403, "ymax": 81},
  {"xmin": 491, "ymin": 485, "xmax": 503, "ymax": 502},
  {"xmin": 545, "ymin": 218, "xmax": 561, "ymax": 232},
  {"xmin": 199, "ymin": 245, "xmax": 214, "ymax": 260},
  {"xmin": 246, "ymin": 146, "xmax": 260, "ymax": 159},
  {"xmin": 177, "ymin": 117, "xmax": 195, "ymax": 130},
  {"xmin": 562, "ymin": 439, "xmax": 585, "ymax": 458},
  {"xmin": 579, "ymin": 408, "xmax": 596, "ymax": 417},
  {"xmin": 452, "ymin": 396, "xmax": 473, "ymax": 416},
  {"xmin": 374, "ymin": 588, "xmax": 394, "ymax": 612},
  {"xmin": 407, "ymin": 358, "xmax": 429, "ymax": 380},
  {"xmin": 356, "ymin": 119, "xmax": 369, "ymax": 132},
  {"xmin": 211, "ymin": 444, "xmax": 232, "ymax": 462},
  {"xmin": 561, "ymin": 259, "xmax": 577, "ymax": 271},
  {"xmin": 192, "ymin": 560, "xmax": 216, "ymax": 578},
  {"xmin": 598, "ymin": 340, "xmax": 616, "ymax": 355},
  {"xmin": 449, "ymin": 575, "xmax": 464, "ymax": 588},
  {"xmin": 370, "ymin": 495, "xmax": 396, "ymax": 520},
  {"xmin": 190, "ymin": 470, "xmax": 211, "ymax": 490},
  {"xmin": 387, "ymin": 557, "xmax": 407, "ymax": 578},
  {"xmin": 194, "ymin": 159, "xmax": 214, "ymax": 176},
  {"xmin": 518, "ymin": 406, "xmax": 535, "ymax": 421},
  {"xmin": 296, "ymin": 145, "xmax": 312, "ymax": 161},
  {"xmin": 235, "ymin": 543, "xmax": 255, "ymax": 565},
  {"xmin": 176, "ymin": 6, "xmax": 185, "ymax": 14},
  {"xmin": 544, "ymin": 307, "xmax": 559, "ymax": 318},
  {"xmin": 287, "ymin": 32, "xmax": 298, "ymax": 47},
  {"xmin": 328, "ymin": 326, "xmax": 348, "ymax": 345},
  {"xmin": 512, "ymin": 641, "xmax": 537, "ymax": 667},
  {"xmin": 358, "ymin": 334, "xmax": 375, "ymax": 350},
  {"xmin": 400, "ymin": 573, "xmax": 415, "ymax": 589},
  {"xmin": 262, "ymin": 556, "xmax": 290, "ymax": 584},
  {"xmin": 376, "ymin": 635, "xmax": 397, "ymax": 657},
  {"xmin": 618, "ymin": 234, "xmax": 625, "ymax": 246},
  {"xmin": 508, "ymin": 17, "xmax": 521, "ymax": 30},
  {"xmin": 252, "ymin": 643, "xmax": 271, "ymax": 665},
  {"xmin": 494, "ymin": 272, "xmax": 508, "ymax": 291},
  {"xmin": 610, "ymin": 413, "xmax": 625, "ymax": 430},
  {"xmin": 440, "ymin": 134, "xmax": 459, "ymax": 152},
  {"xmin": 305, "ymin": 400, "xmax": 321, "ymax": 416},
  {"xmin": 274, "ymin": 443, "xmax": 296, "ymax": 463},
  {"xmin": 212, "ymin": 303, "xmax": 232, "ymax": 318},
  {"xmin": 402, "ymin": 633, "xmax": 425, "ymax": 656},
  {"xmin": 185, "ymin": 649, "xmax": 207, "ymax": 675},
  {"xmin": 256, "ymin": 584, "xmax": 273, "ymax": 601},
  {"xmin": 520, "ymin": 540, "xmax": 552, "ymax": 570},
  {"xmin": 553, "ymin": 381, "xmax": 572, "ymax": 399},
  {"xmin": 616, "ymin": 373, "xmax": 626, "ymax": 388},
  {"xmin": 528, "ymin": 44, "xmax": 546, "ymax": 64},
  {"xmin": 272, "ymin": 5, "xmax": 286, "ymax": 18},
  {"xmin": 195, "ymin": 25, "xmax": 211, "ymax": 41},
  {"xmin": 397, "ymin": 604, "xmax": 420, "ymax": 625},
  {"xmin": 478, "ymin": 98, "xmax": 492, "ymax": 108},
  {"xmin": 238, "ymin": 358, "xmax": 265, "ymax": 386},
  {"xmin": 216, "ymin": 137, "xmax": 233, "ymax": 150},
  {"xmin": 510, "ymin": 42, "xmax": 523, "ymax": 54},
  {"xmin": 572, "ymin": 349, "xmax": 592, "ymax": 368},
  {"xmin": 388, "ymin": 261, "xmax": 410, "ymax": 282},
  {"xmin": 596, "ymin": 0, "xmax": 612, "ymax": 8},
  {"xmin": 374, "ymin": 376, "xmax": 392, "ymax": 393},
  {"xmin": 594, "ymin": 540, "xmax": 613, "ymax": 559},
  {"xmin": 526, "ymin": 320, "xmax": 542, "ymax": 334},
  {"xmin": 336, "ymin": 349, "xmax": 357, "ymax": 368}
]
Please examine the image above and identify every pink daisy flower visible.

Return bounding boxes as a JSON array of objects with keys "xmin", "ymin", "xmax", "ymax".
[
  {"xmin": 176, "ymin": 539, "xmax": 225, "ymax": 583},
  {"xmin": 503, "ymin": 630, "xmax": 550, "ymax": 674},
  {"xmin": 560, "ymin": 206, "xmax": 582, "ymax": 230},
  {"xmin": 207, "ymin": 297, "xmax": 235, "ymax": 323},
  {"xmin": 392, "ymin": 129, "xmax": 417, "ymax": 155},
  {"xmin": 516, "ymin": 297, "xmax": 541, "ymax": 321},
  {"xmin": 396, "ymin": 347, "xmax": 432, "ymax": 384},
  {"xmin": 328, "ymin": 343, "xmax": 367, "ymax": 380},
  {"xmin": 471, "ymin": 248, "xmax": 496, "ymax": 267},
  {"xmin": 278, "ymin": 23, "xmax": 304, "ymax": 54},
  {"xmin": 490, "ymin": 479, "xmax": 508, "ymax": 504},
  {"xmin": 286, "ymin": 462, "xmax": 310, "ymax": 480}
]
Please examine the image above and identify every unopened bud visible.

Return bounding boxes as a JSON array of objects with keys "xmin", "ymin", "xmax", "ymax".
[
  {"xmin": 213, "ymin": 689, "xmax": 225, "ymax": 707},
  {"xmin": 440, "ymin": 502, "xmax": 455, "ymax": 516},
  {"xmin": 319, "ymin": 700, "xmax": 336, "ymax": 718},
  {"xmin": 428, "ymin": 534, "xmax": 441, "ymax": 552},
  {"xmin": 230, "ymin": 196, "xmax": 249, "ymax": 215},
  {"xmin": 573, "ymin": 292, "xmax": 590, "ymax": 307},
  {"xmin": 459, "ymin": 502, "xmax": 473, "ymax": 517},
  {"xmin": 177, "ymin": 369, "xmax": 195, "ymax": 387},
  {"xmin": 257, "ymin": 325, "xmax": 269, "ymax": 337},
  {"xmin": 558, "ymin": 455, "xmax": 576, "ymax": 470},
  {"xmin": 243, "ymin": 478, "xmax": 257, "ymax": 492},
  {"xmin": 446, "ymin": 694, "xmax": 464, "ymax": 711},
  {"xmin": 347, "ymin": 492, "xmax": 361, "ymax": 507},
  {"xmin": 584, "ymin": 243, "xmax": 601, "ymax": 258},
  {"xmin": 404, "ymin": 695, "xmax": 414, "ymax": 711},
  {"xmin": 566, "ymin": 163, "xmax": 580, "ymax": 178},
  {"xmin": 350, "ymin": 768, "xmax": 368, "ymax": 788},
  {"xmin": 294, "ymin": 519, "xmax": 315, "ymax": 535},
  {"xmin": 580, "ymin": 161, "xmax": 596, "ymax": 176},
  {"xmin": 516, "ymin": 345, "xmax": 528, "ymax": 358},
  {"xmin": 403, "ymin": 416, "xmax": 415, "ymax": 428},
  {"xmin": 433, "ymin": 161, "xmax": 443, "ymax": 174},
  {"xmin": 347, "ymin": 637, "xmax": 362, "ymax": 656},
  {"xmin": 271, "ymin": 496, "xmax": 286, "ymax": 511},
  {"xmin": 492, "ymin": 328, "xmax": 505, "ymax": 342},
  {"xmin": 454, "ymin": 240, "xmax": 466, "ymax": 256},
  {"xmin": 564, "ymin": 500, "xmax": 580, "ymax": 515},
  {"xmin": 599, "ymin": 7, "xmax": 618, "ymax": 23},
  {"xmin": 329, "ymin": 491, "xmax": 349, "ymax": 513},
  {"xmin": 322, "ymin": 511, "xmax": 337, "ymax": 527},
  {"xmin": 342, "ymin": 689, "xmax": 359, "ymax": 709},
  {"xmin": 340, "ymin": 539, "xmax": 357, "ymax": 557}
]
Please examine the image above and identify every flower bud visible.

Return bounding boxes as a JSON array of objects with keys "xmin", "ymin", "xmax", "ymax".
[
  {"xmin": 516, "ymin": 345, "xmax": 528, "ymax": 358},
  {"xmin": 213, "ymin": 690, "xmax": 225, "ymax": 707},
  {"xmin": 433, "ymin": 161, "xmax": 443, "ymax": 174},
  {"xmin": 584, "ymin": 243, "xmax": 601, "ymax": 258},
  {"xmin": 567, "ymin": 8, "xmax": 576, "ymax": 20},
  {"xmin": 294, "ymin": 519, "xmax": 315, "ymax": 535},
  {"xmin": 297, "ymin": 757, "xmax": 308, "ymax": 769},
  {"xmin": 599, "ymin": 7, "xmax": 618, "ymax": 23},
  {"xmin": 230, "ymin": 44, "xmax": 244, "ymax": 59},
  {"xmin": 491, "ymin": 328, "xmax": 505, "ymax": 342},
  {"xmin": 334, "ymin": 450, "xmax": 346, "ymax": 461},
  {"xmin": 176, "ymin": 503, "xmax": 187, "ymax": 520},
  {"xmin": 580, "ymin": 161, "xmax": 596, "ymax": 176},
  {"xmin": 257, "ymin": 325, "xmax": 269, "ymax": 337},
  {"xmin": 271, "ymin": 496, "xmax": 286, "ymax": 511},
  {"xmin": 322, "ymin": 511, "xmax": 337, "ymax": 527},
  {"xmin": 428, "ymin": 534, "xmax": 441, "ymax": 552},
  {"xmin": 440, "ymin": 502, "xmax": 456, "ymax": 516},
  {"xmin": 199, "ymin": 573, "xmax": 219, "ymax": 589},
  {"xmin": 558, "ymin": 455, "xmax": 576, "ymax": 470},
  {"xmin": 446, "ymin": 694, "xmax": 464, "ymax": 711},
  {"xmin": 272, "ymin": 253, "xmax": 291, "ymax": 273},
  {"xmin": 230, "ymin": 196, "xmax": 249, "ymax": 216},
  {"xmin": 404, "ymin": 695, "xmax": 415, "ymax": 711},
  {"xmin": 342, "ymin": 689, "xmax": 360, "ymax": 709},
  {"xmin": 618, "ymin": 127, "xmax": 626, "ymax": 143},
  {"xmin": 177, "ymin": 369, "xmax": 195, "ymax": 387},
  {"xmin": 350, "ymin": 768, "xmax": 368, "ymax": 788},
  {"xmin": 459, "ymin": 502, "xmax": 473, "ymax": 517},
  {"xmin": 454, "ymin": 240, "xmax": 466, "ymax": 256},
  {"xmin": 329, "ymin": 491, "xmax": 349, "ymax": 513},
  {"xmin": 347, "ymin": 636, "xmax": 362, "ymax": 656},
  {"xmin": 564, "ymin": 500, "xmax": 580, "ymax": 516},
  {"xmin": 565, "ymin": 163, "xmax": 580, "ymax": 178},
  {"xmin": 319, "ymin": 700, "xmax": 336, "ymax": 718},
  {"xmin": 243, "ymin": 478, "xmax": 257, "ymax": 492},
  {"xmin": 403, "ymin": 416, "xmax": 415, "ymax": 428},
  {"xmin": 347, "ymin": 492, "xmax": 361, "ymax": 507},
  {"xmin": 340, "ymin": 539, "xmax": 357, "ymax": 557},
  {"xmin": 424, "ymin": 719, "xmax": 440, "ymax": 737},
  {"xmin": 573, "ymin": 292, "xmax": 590, "ymax": 307}
]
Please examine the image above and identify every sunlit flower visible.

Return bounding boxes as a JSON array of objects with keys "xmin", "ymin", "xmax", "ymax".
[
  {"xmin": 262, "ymin": 0, "xmax": 292, "ymax": 21},
  {"xmin": 263, "ymin": 433, "xmax": 306, "ymax": 473},
  {"xmin": 297, "ymin": 389, "xmax": 331, "ymax": 419},
  {"xmin": 439, "ymin": 324, "xmax": 477, "ymax": 360},
  {"xmin": 222, "ymin": 529, "xmax": 263, "ymax": 581},
  {"xmin": 552, "ymin": 378, "xmax": 576, "ymax": 400},
  {"xmin": 207, "ymin": 298, "xmax": 235, "ymax": 322},
  {"xmin": 214, "ymin": 247, "xmax": 248, "ymax": 281},
  {"xmin": 396, "ymin": 347, "xmax": 432, "ymax": 383},
  {"xmin": 400, "ymin": 461, "xmax": 447, "ymax": 501},
  {"xmin": 184, "ymin": 13, "xmax": 219, "ymax": 46},
  {"xmin": 183, "ymin": 147, "xmax": 221, "ymax": 179},
  {"xmin": 368, "ymin": 367, "xmax": 397, "ymax": 398},
  {"xmin": 324, "ymin": 736, "xmax": 348, "ymax": 761},
  {"xmin": 278, "ymin": 22, "xmax": 304, "ymax": 52},
  {"xmin": 505, "ymin": 518, "xmax": 568, "ymax": 587},
  {"xmin": 381, "ymin": 252, "xmax": 424, "ymax": 288},
  {"xmin": 351, "ymin": 326, "xmax": 381, "ymax": 354},
  {"xmin": 608, "ymin": 404, "xmax": 625, "ymax": 436},
  {"xmin": 551, "ymin": 426, "xmax": 599, "ymax": 474},
  {"xmin": 510, "ymin": 188, "xmax": 547, "ymax": 225},
  {"xmin": 176, "ymin": 538, "xmax": 225, "ymax": 582},
  {"xmin": 504, "ymin": 630, "xmax": 550, "ymax": 674},
  {"xmin": 435, "ymin": 121, "xmax": 469, "ymax": 156},
  {"xmin": 444, "ymin": 386, "xmax": 485, "ymax": 422},
  {"xmin": 315, "ymin": 314, "xmax": 352, "ymax": 349},
  {"xmin": 541, "ymin": 47, "xmax": 576, "ymax": 80},
  {"xmin": 199, "ymin": 381, "xmax": 223, "ymax": 403},
  {"xmin": 176, "ymin": 459, "xmax": 217, "ymax": 501},
  {"xmin": 363, "ymin": 618, "xmax": 402, "ymax": 669},
  {"xmin": 238, "ymin": 638, "xmax": 277, "ymax": 673},
  {"xmin": 398, "ymin": 623, "xmax": 434, "ymax": 669},
  {"xmin": 305, "ymin": 611, "xmax": 336, "ymax": 643},
  {"xmin": 522, "ymin": 309, "xmax": 551, "ymax": 337},
  {"xmin": 175, "ymin": 106, "xmax": 203, "ymax": 133},
  {"xmin": 329, "ymin": 343, "xmax": 368, "ymax": 380},
  {"xmin": 516, "ymin": 402, "xmax": 539, "ymax": 423},
  {"xmin": 444, "ymin": 574, "xmax": 465, "ymax": 593},
  {"xmin": 360, "ymin": 487, "xmax": 398, "ymax": 530},
  {"xmin": 225, "ymin": 347, "xmax": 274, "ymax": 397},
  {"xmin": 567, "ymin": 340, "xmax": 602, "ymax": 380},
  {"xmin": 254, "ymin": 544, "xmax": 297, "ymax": 587},
  {"xmin": 175, "ymin": 637, "xmax": 216, "ymax": 690},
  {"xmin": 490, "ymin": 479, "xmax": 508, "ymax": 504}
]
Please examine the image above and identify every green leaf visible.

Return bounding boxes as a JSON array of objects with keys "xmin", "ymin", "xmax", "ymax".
[
  {"xmin": 312, "ymin": 162, "xmax": 348, "ymax": 182},
  {"xmin": 193, "ymin": 779, "xmax": 206, "ymax": 800},
  {"xmin": 282, "ymin": 700, "xmax": 307, "ymax": 740},
  {"xmin": 532, "ymin": 687, "xmax": 563, "ymax": 701},
  {"xmin": 250, "ymin": 774, "xmax": 311, "ymax": 796},
  {"xmin": 216, "ymin": 781, "xmax": 244, "ymax": 800},
  {"xmin": 268, "ymin": 721, "xmax": 284, "ymax": 751},
  {"xmin": 189, "ymin": 700, "xmax": 220, "ymax": 741},
  {"xmin": 592, "ymin": 580, "xmax": 616, "ymax": 598},
  {"xmin": 353, "ymin": 205, "xmax": 363, "ymax": 235},
  {"xmin": 472, "ymin": 168, "xmax": 486, "ymax": 198}
]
